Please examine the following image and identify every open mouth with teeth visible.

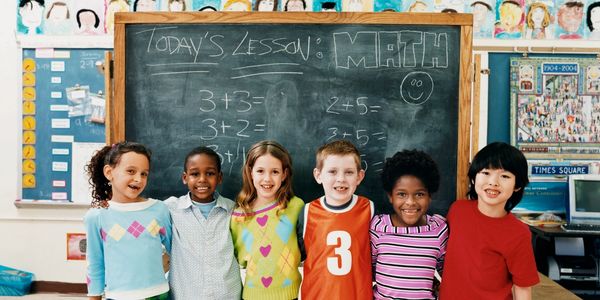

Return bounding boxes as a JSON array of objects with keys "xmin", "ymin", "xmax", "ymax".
[
  {"xmin": 128, "ymin": 184, "xmax": 141, "ymax": 191},
  {"xmin": 333, "ymin": 186, "xmax": 348, "ymax": 191}
]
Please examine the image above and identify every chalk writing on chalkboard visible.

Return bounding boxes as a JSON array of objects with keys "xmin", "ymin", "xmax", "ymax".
[{"xmin": 120, "ymin": 19, "xmax": 465, "ymax": 215}]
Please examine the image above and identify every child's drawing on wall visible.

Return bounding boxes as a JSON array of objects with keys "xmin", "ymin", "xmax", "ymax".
[
  {"xmin": 193, "ymin": 0, "xmax": 221, "ymax": 10},
  {"xmin": 168, "ymin": 0, "xmax": 186, "ymax": 10},
  {"xmin": 342, "ymin": 0, "xmax": 373, "ymax": 11},
  {"xmin": 283, "ymin": 0, "xmax": 306, "ymax": 10},
  {"xmin": 403, "ymin": 0, "xmax": 431, "ymax": 12},
  {"xmin": 76, "ymin": 9, "xmax": 101, "ymax": 34},
  {"xmin": 525, "ymin": 1, "xmax": 554, "ymax": 39},
  {"xmin": 313, "ymin": 0, "xmax": 340, "ymax": 11},
  {"xmin": 495, "ymin": 0, "xmax": 525, "ymax": 39},
  {"xmin": 222, "ymin": 0, "xmax": 251, "ymax": 10},
  {"xmin": 44, "ymin": 1, "xmax": 74, "ymax": 35},
  {"xmin": 433, "ymin": 0, "xmax": 464, "ymax": 12},
  {"xmin": 105, "ymin": 0, "xmax": 129, "ymax": 34},
  {"xmin": 374, "ymin": 0, "xmax": 400, "ymax": 11},
  {"xmin": 254, "ymin": 0, "xmax": 277, "ymax": 10},
  {"xmin": 469, "ymin": 0, "xmax": 495, "ymax": 38},
  {"xmin": 18, "ymin": 0, "xmax": 45, "ymax": 35},
  {"xmin": 586, "ymin": 2, "xmax": 600, "ymax": 39},
  {"xmin": 556, "ymin": 0, "xmax": 585, "ymax": 39},
  {"xmin": 133, "ymin": 0, "xmax": 158, "ymax": 11}
]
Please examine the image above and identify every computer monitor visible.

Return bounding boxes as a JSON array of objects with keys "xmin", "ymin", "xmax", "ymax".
[{"xmin": 567, "ymin": 174, "xmax": 600, "ymax": 225}]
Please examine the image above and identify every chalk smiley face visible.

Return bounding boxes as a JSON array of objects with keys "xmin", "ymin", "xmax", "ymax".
[{"xmin": 400, "ymin": 71, "xmax": 434, "ymax": 105}]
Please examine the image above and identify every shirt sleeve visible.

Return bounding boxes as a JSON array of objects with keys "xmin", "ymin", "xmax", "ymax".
[
  {"xmin": 436, "ymin": 221, "xmax": 449, "ymax": 275},
  {"xmin": 160, "ymin": 205, "xmax": 172, "ymax": 254},
  {"xmin": 84, "ymin": 210, "xmax": 105, "ymax": 296},
  {"xmin": 506, "ymin": 225, "xmax": 540, "ymax": 287}
]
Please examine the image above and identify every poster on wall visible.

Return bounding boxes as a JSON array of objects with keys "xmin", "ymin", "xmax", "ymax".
[
  {"xmin": 20, "ymin": 48, "xmax": 107, "ymax": 203},
  {"xmin": 510, "ymin": 57, "xmax": 600, "ymax": 159}
]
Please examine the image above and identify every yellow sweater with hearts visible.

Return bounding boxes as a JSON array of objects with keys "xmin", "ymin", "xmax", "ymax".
[{"xmin": 230, "ymin": 196, "xmax": 304, "ymax": 300}]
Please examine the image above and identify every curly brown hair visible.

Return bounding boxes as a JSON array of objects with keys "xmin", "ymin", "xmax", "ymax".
[{"xmin": 85, "ymin": 141, "xmax": 152, "ymax": 208}]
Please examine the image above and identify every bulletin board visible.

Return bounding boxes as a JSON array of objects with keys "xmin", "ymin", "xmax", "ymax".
[{"xmin": 20, "ymin": 48, "xmax": 108, "ymax": 204}]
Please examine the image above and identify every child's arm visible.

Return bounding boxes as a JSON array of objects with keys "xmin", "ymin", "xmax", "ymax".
[
  {"xmin": 296, "ymin": 204, "xmax": 307, "ymax": 261},
  {"xmin": 513, "ymin": 285, "xmax": 532, "ymax": 300},
  {"xmin": 83, "ymin": 211, "xmax": 105, "ymax": 298}
]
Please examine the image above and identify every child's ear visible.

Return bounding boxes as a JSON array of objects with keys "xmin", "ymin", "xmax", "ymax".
[
  {"xmin": 357, "ymin": 169, "xmax": 365, "ymax": 184},
  {"xmin": 103, "ymin": 165, "xmax": 113, "ymax": 182},
  {"xmin": 217, "ymin": 171, "xmax": 223, "ymax": 185},
  {"xmin": 181, "ymin": 172, "xmax": 187, "ymax": 185},
  {"xmin": 313, "ymin": 168, "xmax": 322, "ymax": 184}
]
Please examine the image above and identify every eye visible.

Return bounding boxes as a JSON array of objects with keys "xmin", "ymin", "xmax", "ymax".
[
  {"xmin": 206, "ymin": 171, "xmax": 216, "ymax": 176},
  {"xmin": 480, "ymin": 170, "xmax": 490, "ymax": 175},
  {"xmin": 255, "ymin": 169, "xmax": 264, "ymax": 174},
  {"xmin": 141, "ymin": 171, "xmax": 149, "ymax": 177},
  {"xmin": 273, "ymin": 170, "xmax": 280, "ymax": 175},
  {"xmin": 127, "ymin": 170, "xmax": 135, "ymax": 174},
  {"xmin": 328, "ymin": 170, "xmax": 336, "ymax": 174},
  {"xmin": 501, "ymin": 174, "xmax": 513, "ymax": 179},
  {"xmin": 190, "ymin": 171, "xmax": 200, "ymax": 177},
  {"xmin": 396, "ymin": 192, "xmax": 407, "ymax": 198},
  {"xmin": 345, "ymin": 170, "xmax": 355, "ymax": 175}
]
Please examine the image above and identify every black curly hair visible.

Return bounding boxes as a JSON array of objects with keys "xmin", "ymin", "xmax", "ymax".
[
  {"xmin": 85, "ymin": 141, "xmax": 152, "ymax": 208},
  {"xmin": 381, "ymin": 149, "xmax": 440, "ymax": 195}
]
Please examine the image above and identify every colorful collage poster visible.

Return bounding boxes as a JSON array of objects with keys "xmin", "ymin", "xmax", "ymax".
[{"xmin": 510, "ymin": 57, "xmax": 600, "ymax": 159}]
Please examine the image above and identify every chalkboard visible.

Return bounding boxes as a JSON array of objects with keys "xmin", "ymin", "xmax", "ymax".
[{"xmin": 112, "ymin": 12, "xmax": 473, "ymax": 215}]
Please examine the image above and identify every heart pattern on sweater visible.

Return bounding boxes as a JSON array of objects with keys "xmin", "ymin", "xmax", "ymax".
[
  {"xmin": 259, "ymin": 245, "xmax": 271, "ymax": 257},
  {"xmin": 256, "ymin": 215, "xmax": 268, "ymax": 227},
  {"xmin": 261, "ymin": 276, "xmax": 273, "ymax": 288}
]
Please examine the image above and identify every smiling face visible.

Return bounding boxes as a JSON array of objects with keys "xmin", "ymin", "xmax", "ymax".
[
  {"xmin": 474, "ymin": 168, "xmax": 519, "ymax": 217},
  {"xmin": 103, "ymin": 152, "xmax": 150, "ymax": 203},
  {"xmin": 314, "ymin": 154, "xmax": 365, "ymax": 206},
  {"xmin": 400, "ymin": 71, "xmax": 434, "ymax": 105},
  {"xmin": 182, "ymin": 154, "xmax": 222, "ymax": 203},
  {"xmin": 388, "ymin": 175, "xmax": 430, "ymax": 227},
  {"xmin": 251, "ymin": 154, "xmax": 286, "ymax": 205}
]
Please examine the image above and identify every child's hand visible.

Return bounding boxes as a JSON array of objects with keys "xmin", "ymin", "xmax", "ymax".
[{"xmin": 162, "ymin": 252, "xmax": 170, "ymax": 273}]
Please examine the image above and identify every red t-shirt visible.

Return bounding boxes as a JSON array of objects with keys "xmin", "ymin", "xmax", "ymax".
[
  {"xmin": 439, "ymin": 200, "xmax": 540, "ymax": 300},
  {"xmin": 301, "ymin": 195, "xmax": 373, "ymax": 300}
]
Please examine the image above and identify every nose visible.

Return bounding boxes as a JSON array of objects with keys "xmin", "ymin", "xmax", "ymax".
[{"xmin": 487, "ymin": 174, "xmax": 500, "ymax": 186}]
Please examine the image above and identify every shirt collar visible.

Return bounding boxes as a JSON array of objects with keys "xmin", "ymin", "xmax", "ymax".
[{"xmin": 177, "ymin": 192, "xmax": 227, "ymax": 211}]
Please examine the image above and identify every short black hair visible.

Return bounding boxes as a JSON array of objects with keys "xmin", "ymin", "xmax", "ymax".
[
  {"xmin": 381, "ymin": 149, "xmax": 440, "ymax": 195},
  {"xmin": 183, "ymin": 146, "xmax": 221, "ymax": 173},
  {"xmin": 467, "ymin": 142, "xmax": 529, "ymax": 212}
]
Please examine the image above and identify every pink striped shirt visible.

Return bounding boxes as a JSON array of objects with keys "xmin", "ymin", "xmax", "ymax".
[{"xmin": 370, "ymin": 214, "xmax": 448, "ymax": 300}]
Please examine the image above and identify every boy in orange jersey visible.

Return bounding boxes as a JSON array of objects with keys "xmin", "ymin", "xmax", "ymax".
[{"xmin": 298, "ymin": 140, "xmax": 374, "ymax": 299}]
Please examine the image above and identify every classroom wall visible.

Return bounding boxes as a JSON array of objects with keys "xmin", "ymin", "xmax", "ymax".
[{"xmin": 0, "ymin": 1, "xmax": 87, "ymax": 283}]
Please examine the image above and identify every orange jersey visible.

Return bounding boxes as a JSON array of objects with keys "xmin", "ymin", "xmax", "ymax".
[{"xmin": 301, "ymin": 195, "xmax": 374, "ymax": 300}]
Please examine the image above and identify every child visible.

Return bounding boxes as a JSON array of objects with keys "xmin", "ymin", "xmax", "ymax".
[
  {"xmin": 230, "ymin": 140, "xmax": 304, "ymax": 299},
  {"xmin": 84, "ymin": 141, "xmax": 172, "ymax": 300},
  {"xmin": 370, "ymin": 149, "xmax": 449, "ymax": 299},
  {"xmin": 439, "ymin": 142, "xmax": 540, "ymax": 299},
  {"xmin": 164, "ymin": 146, "xmax": 242, "ymax": 299},
  {"xmin": 299, "ymin": 140, "xmax": 374, "ymax": 299}
]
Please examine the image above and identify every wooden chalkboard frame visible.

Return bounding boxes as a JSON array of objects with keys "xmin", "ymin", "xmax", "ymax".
[{"xmin": 111, "ymin": 12, "xmax": 474, "ymax": 200}]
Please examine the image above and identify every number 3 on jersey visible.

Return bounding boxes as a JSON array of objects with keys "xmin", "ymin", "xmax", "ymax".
[{"xmin": 326, "ymin": 231, "xmax": 352, "ymax": 275}]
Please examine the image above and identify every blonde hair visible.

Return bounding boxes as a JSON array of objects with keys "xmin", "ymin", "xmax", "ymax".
[
  {"xmin": 315, "ymin": 140, "xmax": 362, "ymax": 171},
  {"xmin": 527, "ymin": 2, "xmax": 550, "ymax": 28},
  {"xmin": 236, "ymin": 140, "xmax": 294, "ymax": 217},
  {"xmin": 499, "ymin": 0, "xmax": 523, "ymax": 28},
  {"xmin": 223, "ymin": 0, "xmax": 251, "ymax": 10}
]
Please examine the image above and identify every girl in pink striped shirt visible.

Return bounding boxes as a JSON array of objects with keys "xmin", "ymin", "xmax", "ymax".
[{"xmin": 369, "ymin": 149, "xmax": 449, "ymax": 299}]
